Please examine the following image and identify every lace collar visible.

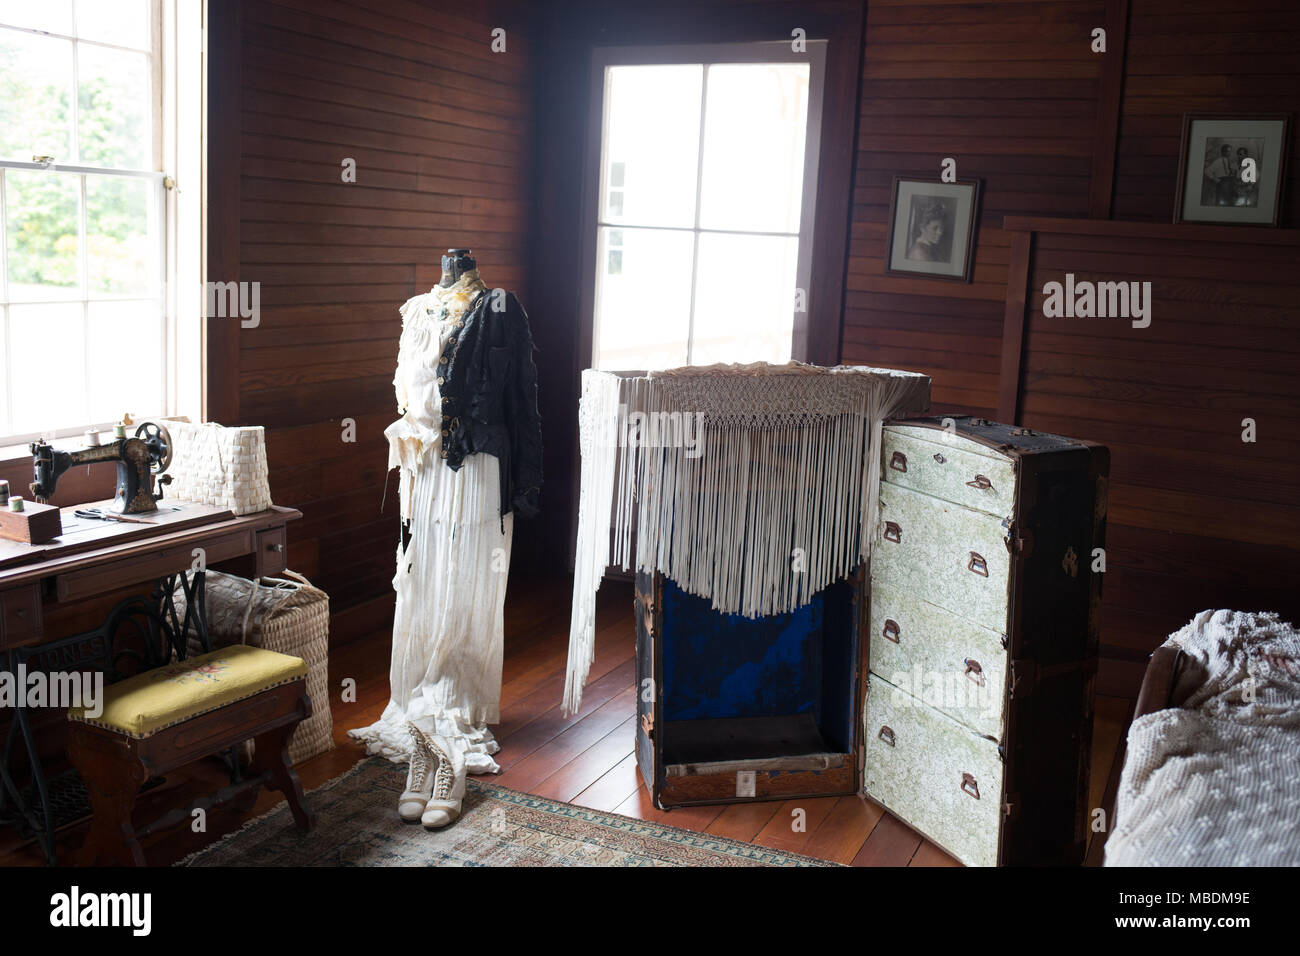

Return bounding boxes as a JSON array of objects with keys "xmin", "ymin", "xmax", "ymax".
[{"xmin": 428, "ymin": 270, "xmax": 487, "ymax": 320}]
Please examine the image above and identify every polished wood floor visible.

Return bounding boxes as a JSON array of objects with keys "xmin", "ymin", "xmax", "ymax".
[{"xmin": 0, "ymin": 573, "xmax": 1133, "ymax": 866}]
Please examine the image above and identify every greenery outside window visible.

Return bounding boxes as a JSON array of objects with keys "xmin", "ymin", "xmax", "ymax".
[{"xmin": 0, "ymin": 0, "xmax": 200, "ymax": 445}]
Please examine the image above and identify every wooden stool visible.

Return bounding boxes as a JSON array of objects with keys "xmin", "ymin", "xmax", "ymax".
[{"xmin": 68, "ymin": 644, "xmax": 317, "ymax": 866}]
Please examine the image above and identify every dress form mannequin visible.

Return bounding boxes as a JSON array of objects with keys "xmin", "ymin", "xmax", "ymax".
[
  {"xmin": 397, "ymin": 248, "xmax": 478, "ymax": 555},
  {"xmin": 349, "ymin": 248, "xmax": 520, "ymax": 829},
  {"xmin": 440, "ymin": 247, "xmax": 474, "ymax": 286}
]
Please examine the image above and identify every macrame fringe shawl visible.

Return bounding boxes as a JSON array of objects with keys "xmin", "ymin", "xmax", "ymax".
[{"xmin": 563, "ymin": 363, "xmax": 930, "ymax": 715}]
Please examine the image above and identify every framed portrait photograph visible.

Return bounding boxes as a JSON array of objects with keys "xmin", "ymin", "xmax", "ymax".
[
  {"xmin": 885, "ymin": 177, "xmax": 981, "ymax": 282},
  {"xmin": 1174, "ymin": 114, "xmax": 1291, "ymax": 226}
]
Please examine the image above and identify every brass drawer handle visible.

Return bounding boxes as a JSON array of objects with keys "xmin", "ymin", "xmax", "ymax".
[
  {"xmin": 968, "ymin": 551, "xmax": 988, "ymax": 576},
  {"xmin": 961, "ymin": 773, "xmax": 980, "ymax": 799},
  {"xmin": 883, "ymin": 521, "xmax": 902, "ymax": 544},
  {"xmin": 882, "ymin": 619, "xmax": 900, "ymax": 644},
  {"xmin": 964, "ymin": 658, "xmax": 985, "ymax": 686},
  {"xmin": 966, "ymin": 474, "xmax": 992, "ymax": 490},
  {"xmin": 878, "ymin": 725, "xmax": 896, "ymax": 747},
  {"xmin": 889, "ymin": 451, "xmax": 907, "ymax": 473}
]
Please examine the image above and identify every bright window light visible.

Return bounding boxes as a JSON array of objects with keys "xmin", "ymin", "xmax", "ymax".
[
  {"xmin": 592, "ymin": 51, "xmax": 818, "ymax": 371},
  {"xmin": 0, "ymin": 0, "xmax": 199, "ymax": 443}
]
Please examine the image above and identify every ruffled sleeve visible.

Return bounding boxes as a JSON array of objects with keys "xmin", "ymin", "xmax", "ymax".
[{"xmin": 384, "ymin": 414, "xmax": 439, "ymax": 474}]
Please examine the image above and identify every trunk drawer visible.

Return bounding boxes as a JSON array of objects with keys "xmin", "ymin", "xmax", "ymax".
[
  {"xmin": 864, "ymin": 672, "xmax": 1003, "ymax": 867},
  {"xmin": 868, "ymin": 579, "xmax": 1008, "ymax": 738},
  {"xmin": 874, "ymin": 481, "xmax": 1012, "ymax": 634},
  {"xmin": 882, "ymin": 425, "xmax": 1016, "ymax": 519}
]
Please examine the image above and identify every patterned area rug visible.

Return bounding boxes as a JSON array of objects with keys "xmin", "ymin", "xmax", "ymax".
[{"xmin": 180, "ymin": 757, "xmax": 837, "ymax": 866}]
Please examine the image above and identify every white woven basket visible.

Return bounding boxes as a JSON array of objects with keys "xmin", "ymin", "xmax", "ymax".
[
  {"xmin": 166, "ymin": 420, "xmax": 272, "ymax": 515},
  {"xmin": 176, "ymin": 570, "xmax": 333, "ymax": 766}
]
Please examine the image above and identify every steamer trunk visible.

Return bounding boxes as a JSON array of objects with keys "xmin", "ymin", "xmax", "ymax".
[
  {"xmin": 630, "ymin": 415, "xmax": 1106, "ymax": 863},
  {"xmin": 865, "ymin": 416, "xmax": 1108, "ymax": 866}
]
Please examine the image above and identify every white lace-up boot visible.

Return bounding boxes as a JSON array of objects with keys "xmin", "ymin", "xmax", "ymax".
[
  {"xmin": 398, "ymin": 722, "xmax": 436, "ymax": 822},
  {"xmin": 419, "ymin": 732, "xmax": 467, "ymax": 829}
]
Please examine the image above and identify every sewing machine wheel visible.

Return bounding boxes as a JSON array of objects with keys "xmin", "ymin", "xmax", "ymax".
[{"xmin": 135, "ymin": 421, "xmax": 173, "ymax": 474}]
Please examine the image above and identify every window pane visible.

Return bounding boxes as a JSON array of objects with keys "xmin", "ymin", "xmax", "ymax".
[
  {"xmin": 5, "ymin": 169, "xmax": 80, "ymax": 301},
  {"xmin": 0, "ymin": 308, "xmax": 7, "ymax": 427},
  {"xmin": 0, "ymin": 1, "xmax": 73, "ymax": 36},
  {"xmin": 0, "ymin": 31, "xmax": 74, "ymax": 162},
  {"xmin": 87, "ymin": 299, "xmax": 161, "ymax": 422},
  {"xmin": 9, "ymin": 303, "xmax": 85, "ymax": 432},
  {"xmin": 75, "ymin": 0, "xmax": 151, "ymax": 50},
  {"xmin": 87, "ymin": 175, "xmax": 153, "ymax": 296},
  {"xmin": 690, "ymin": 232, "xmax": 798, "ymax": 366},
  {"xmin": 78, "ymin": 43, "xmax": 151, "ymax": 168},
  {"xmin": 602, "ymin": 65, "xmax": 701, "ymax": 228},
  {"xmin": 594, "ymin": 226, "xmax": 692, "ymax": 371},
  {"xmin": 699, "ymin": 63, "xmax": 809, "ymax": 233}
]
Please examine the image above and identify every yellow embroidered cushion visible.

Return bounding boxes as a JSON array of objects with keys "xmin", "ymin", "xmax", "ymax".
[{"xmin": 68, "ymin": 644, "xmax": 307, "ymax": 739}]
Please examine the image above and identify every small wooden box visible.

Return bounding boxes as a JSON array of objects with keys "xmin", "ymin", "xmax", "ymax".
[{"xmin": 0, "ymin": 500, "xmax": 63, "ymax": 544}]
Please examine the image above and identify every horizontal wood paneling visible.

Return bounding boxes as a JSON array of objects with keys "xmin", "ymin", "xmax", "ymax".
[
  {"xmin": 843, "ymin": 1, "xmax": 1106, "ymax": 417},
  {"xmin": 218, "ymin": 0, "xmax": 1300, "ymax": 694},
  {"xmin": 844, "ymin": 0, "xmax": 1300, "ymax": 694},
  {"xmin": 1112, "ymin": 0, "xmax": 1300, "ymax": 222},
  {"xmin": 234, "ymin": 0, "xmax": 535, "ymax": 623},
  {"xmin": 1012, "ymin": 219, "xmax": 1300, "ymax": 690}
]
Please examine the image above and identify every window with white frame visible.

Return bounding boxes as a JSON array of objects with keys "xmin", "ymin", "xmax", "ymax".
[
  {"xmin": 591, "ymin": 43, "xmax": 825, "ymax": 371},
  {"xmin": 0, "ymin": 0, "xmax": 200, "ymax": 444}
]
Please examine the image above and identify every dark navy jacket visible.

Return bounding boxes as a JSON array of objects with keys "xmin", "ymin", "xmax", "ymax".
[{"xmin": 437, "ymin": 288, "xmax": 542, "ymax": 525}]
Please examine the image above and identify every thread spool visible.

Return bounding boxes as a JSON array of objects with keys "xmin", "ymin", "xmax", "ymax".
[
  {"xmin": 0, "ymin": 480, "xmax": 8, "ymax": 505},
  {"xmin": 113, "ymin": 423, "xmax": 127, "ymax": 439},
  {"xmin": 85, "ymin": 429, "xmax": 101, "ymax": 446},
  {"xmin": 9, "ymin": 497, "xmax": 24, "ymax": 513}
]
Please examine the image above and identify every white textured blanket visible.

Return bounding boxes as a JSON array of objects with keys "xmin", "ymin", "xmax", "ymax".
[{"xmin": 1105, "ymin": 609, "xmax": 1300, "ymax": 867}]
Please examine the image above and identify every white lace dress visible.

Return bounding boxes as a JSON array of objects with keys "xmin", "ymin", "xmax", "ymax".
[{"xmin": 348, "ymin": 275, "xmax": 513, "ymax": 774}]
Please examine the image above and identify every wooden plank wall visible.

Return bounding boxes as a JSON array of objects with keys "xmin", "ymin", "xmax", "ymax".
[
  {"xmin": 1113, "ymin": 0, "xmax": 1300, "ymax": 222},
  {"xmin": 999, "ymin": 0, "xmax": 1300, "ymax": 692},
  {"xmin": 842, "ymin": 0, "xmax": 1300, "ymax": 693},
  {"xmin": 1013, "ymin": 221, "xmax": 1300, "ymax": 694},
  {"xmin": 230, "ymin": 0, "xmax": 536, "ymax": 642},
  {"xmin": 841, "ymin": 0, "xmax": 1107, "ymax": 417},
  {"xmin": 214, "ymin": 0, "xmax": 1300, "ymax": 683}
]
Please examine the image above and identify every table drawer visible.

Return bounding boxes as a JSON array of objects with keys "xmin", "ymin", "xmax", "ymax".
[
  {"xmin": 0, "ymin": 584, "xmax": 42, "ymax": 648},
  {"xmin": 874, "ymin": 481, "xmax": 1012, "ymax": 634},
  {"xmin": 864, "ymin": 672, "xmax": 1003, "ymax": 867},
  {"xmin": 256, "ymin": 527, "xmax": 287, "ymax": 578},
  {"xmin": 56, "ymin": 530, "xmax": 253, "ymax": 602},
  {"xmin": 882, "ymin": 425, "xmax": 1016, "ymax": 519},
  {"xmin": 868, "ymin": 580, "xmax": 1007, "ymax": 739}
]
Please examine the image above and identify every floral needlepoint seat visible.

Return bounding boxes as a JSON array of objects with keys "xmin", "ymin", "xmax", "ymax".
[
  {"xmin": 64, "ymin": 597, "xmax": 318, "ymax": 866},
  {"xmin": 68, "ymin": 645, "xmax": 308, "ymax": 739}
]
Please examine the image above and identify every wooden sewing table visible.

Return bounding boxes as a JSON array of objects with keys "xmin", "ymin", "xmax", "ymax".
[{"xmin": 0, "ymin": 501, "xmax": 301, "ymax": 863}]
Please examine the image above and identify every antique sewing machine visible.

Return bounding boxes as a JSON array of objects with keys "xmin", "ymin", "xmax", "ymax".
[{"xmin": 29, "ymin": 422, "xmax": 174, "ymax": 515}]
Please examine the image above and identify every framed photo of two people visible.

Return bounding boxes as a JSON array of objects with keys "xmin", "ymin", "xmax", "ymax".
[
  {"xmin": 885, "ymin": 177, "xmax": 981, "ymax": 282},
  {"xmin": 1174, "ymin": 114, "xmax": 1290, "ymax": 226}
]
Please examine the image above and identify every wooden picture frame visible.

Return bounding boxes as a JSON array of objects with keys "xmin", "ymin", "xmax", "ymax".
[
  {"xmin": 885, "ymin": 177, "xmax": 982, "ymax": 283},
  {"xmin": 1174, "ymin": 113, "xmax": 1291, "ymax": 226}
]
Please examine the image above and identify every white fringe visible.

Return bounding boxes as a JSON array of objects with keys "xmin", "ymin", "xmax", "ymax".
[{"xmin": 562, "ymin": 363, "xmax": 930, "ymax": 715}]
